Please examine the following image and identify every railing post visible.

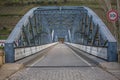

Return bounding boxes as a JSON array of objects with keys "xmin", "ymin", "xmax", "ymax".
[
  {"xmin": 4, "ymin": 43, "xmax": 15, "ymax": 63},
  {"xmin": 107, "ymin": 42, "xmax": 118, "ymax": 61}
]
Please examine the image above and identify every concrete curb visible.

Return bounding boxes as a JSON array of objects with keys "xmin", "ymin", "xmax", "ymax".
[{"xmin": 99, "ymin": 62, "xmax": 120, "ymax": 70}]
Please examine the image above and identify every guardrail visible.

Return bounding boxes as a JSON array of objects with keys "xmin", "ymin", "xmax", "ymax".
[
  {"xmin": 66, "ymin": 42, "xmax": 108, "ymax": 60},
  {"xmin": 10, "ymin": 42, "xmax": 58, "ymax": 61},
  {"xmin": 14, "ymin": 42, "xmax": 58, "ymax": 61}
]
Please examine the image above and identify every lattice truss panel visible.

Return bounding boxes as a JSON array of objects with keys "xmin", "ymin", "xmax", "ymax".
[{"xmin": 6, "ymin": 6, "xmax": 116, "ymax": 48}]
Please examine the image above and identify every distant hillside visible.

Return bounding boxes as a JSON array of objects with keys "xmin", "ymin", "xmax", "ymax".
[{"xmin": 0, "ymin": 0, "xmax": 120, "ymax": 44}]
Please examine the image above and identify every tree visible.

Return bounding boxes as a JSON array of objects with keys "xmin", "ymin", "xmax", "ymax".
[{"xmin": 64, "ymin": 0, "xmax": 67, "ymax": 3}]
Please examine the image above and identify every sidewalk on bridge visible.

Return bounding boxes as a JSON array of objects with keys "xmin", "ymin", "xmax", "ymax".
[
  {"xmin": 0, "ymin": 63, "xmax": 23, "ymax": 80},
  {"xmin": 81, "ymin": 49, "xmax": 120, "ymax": 79},
  {"xmin": 99, "ymin": 62, "xmax": 120, "ymax": 79},
  {"xmin": 0, "ymin": 51, "xmax": 44, "ymax": 80},
  {"xmin": 84, "ymin": 53, "xmax": 120, "ymax": 79}
]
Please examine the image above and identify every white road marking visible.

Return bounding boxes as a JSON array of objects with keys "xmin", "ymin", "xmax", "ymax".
[
  {"xmin": 73, "ymin": 51, "xmax": 92, "ymax": 66},
  {"xmin": 70, "ymin": 49, "xmax": 95, "ymax": 69}
]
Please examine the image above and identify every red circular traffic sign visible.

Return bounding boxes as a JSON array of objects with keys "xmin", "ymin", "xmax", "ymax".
[{"xmin": 107, "ymin": 9, "xmax": 118, "ymax": 22}]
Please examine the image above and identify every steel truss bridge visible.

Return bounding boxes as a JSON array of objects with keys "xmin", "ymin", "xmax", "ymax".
[{"xmin": 5, "ymin": 6, "xmax": 117, "ymax": 63}]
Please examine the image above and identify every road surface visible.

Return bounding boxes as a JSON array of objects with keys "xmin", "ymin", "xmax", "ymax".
[{"xmin": 8, "ymin": 43, "xmax": 118, "ymax": 80}]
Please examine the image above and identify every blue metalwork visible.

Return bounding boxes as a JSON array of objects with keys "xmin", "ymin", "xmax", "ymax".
[{"xmin": 5, "ymin": 6, "xmax": 117, "ymax": 62}]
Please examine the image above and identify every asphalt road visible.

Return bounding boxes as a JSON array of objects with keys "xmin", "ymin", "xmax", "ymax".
[{"xmin": 8, "ymin": 43, "xmax": 119, "ymax": 80}]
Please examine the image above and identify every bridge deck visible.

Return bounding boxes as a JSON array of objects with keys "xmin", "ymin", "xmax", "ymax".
[
  {"xmin": 32, "ymin": 43, "xmax": 89, "ymax": 67},
  {"xmin": 8, "ymin": 43, "xmax": 118, "ymax": 80}
]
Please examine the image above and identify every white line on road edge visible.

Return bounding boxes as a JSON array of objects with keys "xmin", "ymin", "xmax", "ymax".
[
  {"xmin": 26, "ymin": 56, "xmax": 45, "ymax": 71},
  {"xmin": 71, "ymin": 49, "xmax": 95, "ymax": 69},
  {"xmin": 73, "ymin": 51, "xmax": 92, "ymax": 66}
]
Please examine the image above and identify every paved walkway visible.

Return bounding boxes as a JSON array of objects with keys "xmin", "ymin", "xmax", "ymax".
[{"xmin": 6, "ymin": 43, "xmax": 119, "ymax": 80}]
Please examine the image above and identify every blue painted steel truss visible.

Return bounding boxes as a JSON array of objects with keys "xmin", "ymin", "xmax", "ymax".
[{"xmin": 5, "ymin": 6, "xmax": 117, "ymax": 62}]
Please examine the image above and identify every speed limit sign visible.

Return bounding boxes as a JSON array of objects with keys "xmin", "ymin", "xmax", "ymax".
[{"xmin": 107, "ymin": 9, "xmax": 118, "ymax": 22}]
